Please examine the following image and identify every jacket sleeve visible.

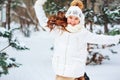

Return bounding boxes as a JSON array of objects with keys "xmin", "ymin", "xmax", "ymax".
[
  {"xmin": 34, "ymin": 0, "xmax": 50, "ymax": 31},
  {"xmin": 85, "ymin": 29, "xmax": 120, "ymax": 44}
]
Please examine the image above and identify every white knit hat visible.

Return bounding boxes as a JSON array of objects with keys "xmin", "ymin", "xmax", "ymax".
[
  {"xmin": 65, "ymin": 6, "xmax": 82, "ymax": 19},
  {"xmin": 65, "ymin": 6, "xmax": 85, "ymax": 26}
]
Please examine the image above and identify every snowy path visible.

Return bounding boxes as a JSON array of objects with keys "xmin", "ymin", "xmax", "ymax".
[
  {"xmin": 0, "ymin": 31, "xmax": 120, "ymax": 80},
  {"xmin": 0, "ymin": 31, "xmax": 55, "ymax": 80}
]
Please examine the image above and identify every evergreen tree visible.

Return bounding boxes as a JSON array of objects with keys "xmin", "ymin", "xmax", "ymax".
[
  {"xmin": 0, "ymin": 27, "xmax": 29, "ymax": 77},
  {"xmin": 84, "ymin": 9, "xmax": 94, "ymax": 32},
  {"xmin": 43, "ymin": 0, "xmax": 72, "ymax": 16},
  {"xmin": 94, "ymin": 6, "xmax": 120, "ymax": 34}
]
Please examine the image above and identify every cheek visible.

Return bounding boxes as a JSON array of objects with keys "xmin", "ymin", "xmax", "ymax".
[
  {"xmin": 75, "ymin": 19, "xmax": 80, "ymax": 24},
  {"xmin": 76, "ymin": 20, "xmax": 80, "ymax": 24},
  {"xmin": 67, "ymin": 19, "xmax": 71, "ymax": 24}
]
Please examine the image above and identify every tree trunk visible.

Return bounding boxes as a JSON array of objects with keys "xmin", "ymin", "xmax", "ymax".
[
  {"xmin": 90, "ymin": 21, "xmax": 93, "ymax": 32},
  {"xmin": 104, "ymin": 22, "xmax": 108, "ymax": 34},
  {"xmin": 83, "ymin": 0, "xmax": 87, "ymax": 8},
  {"xmin": 7, "ymin": 0, "xmax": 11, "ymax": 30}
]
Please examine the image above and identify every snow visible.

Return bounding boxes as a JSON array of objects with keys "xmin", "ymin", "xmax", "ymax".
[{"xmin": 0, "ymin": 25, "xmax": 120, "ymax": 80}]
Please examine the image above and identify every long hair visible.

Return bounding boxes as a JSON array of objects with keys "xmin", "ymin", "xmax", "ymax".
[
  {"xmin": 47, "ymin": 11, "xmax": 67, "ymax": 31},
  {"xmin": 47, "ymin": 0, "xmax": 84, "ymax": 31}
]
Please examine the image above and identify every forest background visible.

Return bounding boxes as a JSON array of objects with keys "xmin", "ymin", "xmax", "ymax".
[{"xmin": 0, "ymin": 0, "xmax": 120, "ymax": 78}]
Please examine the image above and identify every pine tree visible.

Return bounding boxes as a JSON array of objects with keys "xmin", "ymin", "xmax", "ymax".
[
  {"xmin": 0, "ymin": 27, "xmax": 29, "ymax": 77},
  {"xmin": 84, "ymin": 9, "xmax": 94, "ymax": 32},
  {"xmin": 43, "ymin": 0, "xmax": 72, "ymax": 16},
  {"xmin": 94, "ymin": 6, "xmax": 120, "ymax": 34}
]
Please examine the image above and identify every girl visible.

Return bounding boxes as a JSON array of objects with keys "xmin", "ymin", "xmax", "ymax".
[{"xmin": 34, "ymin": 0, "xmax": 120, "ymax": 80}]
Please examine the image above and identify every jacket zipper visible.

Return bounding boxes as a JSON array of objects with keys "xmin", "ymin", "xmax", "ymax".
[{"xmin": 63, "ymin": 34, "xmax": 70, "ymax": 75}]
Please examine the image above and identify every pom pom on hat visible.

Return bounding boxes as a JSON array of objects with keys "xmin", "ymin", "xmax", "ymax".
[{"xmin": 70, "ymin": 0, "xmax": 84, "ymax": 10}]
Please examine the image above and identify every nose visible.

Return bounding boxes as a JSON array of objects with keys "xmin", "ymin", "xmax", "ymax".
[{"xmin": 70, "ymin": 20, "xmax": 76, "ymax": 26}]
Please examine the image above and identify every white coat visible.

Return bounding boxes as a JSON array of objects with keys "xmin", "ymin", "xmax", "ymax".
[{"xmin": 34, "ymin": 0, "xmax": 120, "ymax": 78}]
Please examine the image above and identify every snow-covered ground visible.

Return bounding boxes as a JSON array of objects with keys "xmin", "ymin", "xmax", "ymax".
[{"xmin": 0, "ymin": 27, "xmax": 120, "ymax": 80}]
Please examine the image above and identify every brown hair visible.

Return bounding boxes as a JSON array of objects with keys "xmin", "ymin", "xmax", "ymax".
[
  {"xmin": 47, "ymin": 11, "xmax": 67, "ymax": 31},
  {"xmin": 47, "ymin": 0, "xmax": 84, "ymax": 31}
]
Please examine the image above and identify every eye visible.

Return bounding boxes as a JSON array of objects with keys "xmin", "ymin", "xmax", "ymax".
[
  {"xmin": 75, "ymin": 17, "xmax": 79, "ymax": 20},
  {"xmin": 69, "ymin": 16, "xmax": 72, "ymax": 19}
]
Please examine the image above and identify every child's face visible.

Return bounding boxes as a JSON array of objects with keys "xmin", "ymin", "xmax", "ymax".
[{"xmin": 67, "ymin": 16, "xmax": 80, "ymax": 26}]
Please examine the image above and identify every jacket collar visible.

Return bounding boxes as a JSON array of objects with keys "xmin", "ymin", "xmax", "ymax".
[{"xmin": 65, "ymin": 24, "xmax": 83, "ymax": 33}]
